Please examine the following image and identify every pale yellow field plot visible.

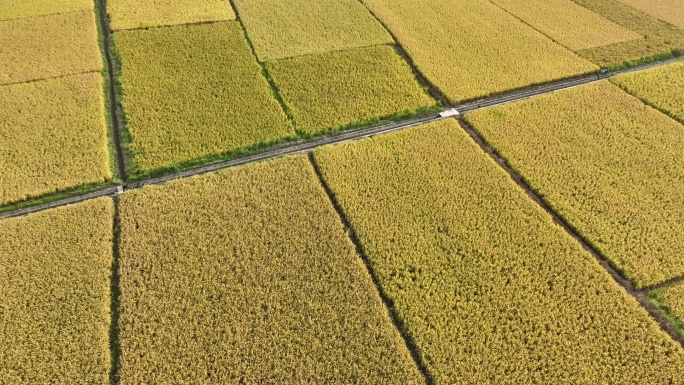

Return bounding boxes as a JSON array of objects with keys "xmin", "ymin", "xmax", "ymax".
[
  {"xmin": 266, "ymin": 45, "xmax": 436, "ymax": 135},
  {"xmin": 0, "ymin": 198, "xmax": 113, "ymax": 384},
  {"xmin": 114, "ymin": 22, "xmax": 293, "ymax": 175},
  {"xmin": 465, "ymin": 81, "xmax": 684, "ymax": 288},
  {"xmin": 312, "ymin": 120, "xmax": 684, "ymax": 383},
  {"xmin": 117, "ymin": 156, "xmax": 423, "ymax": 383},
  {"xmin": 616, "ymin": 0, "xmax": 684, "ymax": 28},
  {"xmin": 490, "ymin": 0, "xmax": 641, "ymax": 51},
  {"xmin": 0, "ymin": 73, "xmax": 112, "ymax": 206},
  {"xmin": 0, "ymin": 0, "xmax": 92, "ymax": 20},
  {"xmin": 107, "ymin": 0, "xmax": 235, "ymax": 31},
  {"xmin": 232, "ymin": 0, "xmax": 393, "ymax": 61},
  {"xmin": 611, "ymin": 60, "xmax": 684, "ymax": 123},
  {"xmin": 654, "ymin": 283, "xmax": 684, "ymax": 329},
  {"xmin": 361, "ymin": 0, "xmax": 597, "ymax": 102},
  {"xmin": 0, "ymin": 11, "xmax": 102, "ymax": 85}
]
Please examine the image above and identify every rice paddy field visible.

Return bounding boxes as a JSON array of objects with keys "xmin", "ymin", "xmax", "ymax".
[{"xmin": 2, "ymin": 0, "xmax": 684, "ymax": 382}]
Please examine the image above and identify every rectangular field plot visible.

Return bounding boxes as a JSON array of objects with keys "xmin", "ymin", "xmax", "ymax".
[
  {"xmin": 490, "ymin": 0, "xmax": 641, "ymax": 51},
  {"xmin": 107, "ymin": 0, "xmax": 236, "ymax": 31},
  {"xmin": 117, "ymin": 156, "xmax": 423, "ymax": 384},
  {"xmin": 232, "ymin": 0, "xmax": 392, "ymax": 61},
  {"xmin": 361, "ymin": 0, "xmax": 597, "ymax": 102},
  {"xmin": 0, "ymin": 0, "xmax": 92, "ymax": 20},
  {"xmin": 652, "ymin": 283, "xmax": 684, "ymax": 334},
  {"xmin": 616, "ymin": 0, "xmax": 684, "ymax": 29},
  {"xmin": 611, "ymin": 60, "xmax": 684, "ymax": 123},
  {"xmin": 0, "ymin": 11, "xmax": 102, "ymax": 85},
  {"xmin": 312, "ymin": 119, "xmax": 684, "ymax": 384},
  {"xmin": 572, "ymin": 0, "xmax": 684, "ymax": 67},
  {"xmin": 465, "ymin": 81, "xmax": 684, "ymax": 288},
  {"xmin": 0, "ymin": 73, "xmax": 112, "ymax": 206},
  {"xmin": 266, "ymin": 45, "xmax": 437, "ymax": 135},
  {"xmin": 114, "ymin": 22, "xmax": 293, "ymax": 175},
  {"xmin": 0, "ymin": 198, "xmax": 113, "ymax": 384}
]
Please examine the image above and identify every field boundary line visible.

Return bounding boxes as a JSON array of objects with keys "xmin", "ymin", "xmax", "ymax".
[
  {"xmin": 644, "ymin": 275, "xmax": 684, "ymax": 293},
  {"xmin": 308, "ymin": 153, "xmax": 436, "ymax": 385},
  {"xmin": 109, "ymin": 197, "xmax": 122, "ymax": 385},
  {"xmin": 2, "ymin": 54, "xmax": 684, "ymax": 220},
  {"xmin": 0, "ymin": 69, "xmax": 101, "ymax": 88},
  {"xmin": 96, "ymin": 0, "xmax": 127, "ymax": 181},
  {"xmin": 455, "ymin": 117, "xmax": 684, "ymax": 347}
]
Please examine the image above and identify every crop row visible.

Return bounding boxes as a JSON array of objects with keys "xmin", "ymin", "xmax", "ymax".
[{"xmin": 0, "ymin": 4, "xmax": 113, "ymax": 208}]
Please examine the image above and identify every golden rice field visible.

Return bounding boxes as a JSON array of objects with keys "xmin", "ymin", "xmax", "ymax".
[
  {"xmin": 0, "ymin": 0, "xmax": 91, "ymax": 20},
  {"xmin": 572, "ymin": 0, "xmax": 684, "ymax": 67},
  {"xmin": 0, "ymin": 73, "xmax": 112, "ymax": 206},
  {"xmin": 615, "ymin": 0, "xmax": 684, "ymax": 29},
  {"xmin": 654, "ymin": 283, "xmax": 684, "ymax": 330},
  {"xmin": 266, "ymin": 45, "xmax": 437, "ymax": 135},
  {"xmin": 0, "ymin": 198, "xmax": 113, "ymax": 384},
  {"xmin": 114, "ymin": 22, "xmax": 293, "ymax": 175},
  {"xmin": 117, "ymin": 156, "xmax": 423, "ymax": 383},
  {"xmin": 465, "ymin": 81, "xmax": 684, "ymax": 289},
  {"xmin": 611, "ymin": 60, "xmax": 684, "ymax": 123},
  {"xmin": 490, "ymin": 0, "xmax": 641, "ymax": 51},
  {"xmin": 312, "ymin": 119, "xmax": 684, "ymax": 383},
  {"xmin": 0, "ymin": 10, "xmax": 102, "ymax": 85},
  {"xmin": 232, "ymin": 0, "xmax": 392, "ymax": 61},
  {"xmin": 107, "ymin": 0, "xmax": 235, "ymax": 31},
  {"xmin": 361, "ymin": 0, "xmax": 597, "ymax": 103}
]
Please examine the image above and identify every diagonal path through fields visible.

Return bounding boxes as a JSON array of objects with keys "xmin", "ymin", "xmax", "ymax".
[{"xmin": 2, "ymin": 54, "xmax": 684, "ymax": 221}]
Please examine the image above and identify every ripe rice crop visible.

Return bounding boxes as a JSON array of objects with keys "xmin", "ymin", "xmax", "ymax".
[
  {"xmin": 615, "ymin": 0, "xmax": 684, "ymax": 28},
  {"xmin": 654, "ymin": 283, "xmax": 684, "ymax": 330},
  {"xmin": 232, "ymin": 0, "xmax": 393, "ymax": 61},
  {"xmin": 0, "ymin": 11, "xmax": 102, "ymax": 85},
  {"xmin": 571, "ymin": 0, "xmax": 684, "ymax": 67},
  {"xmin": 490, "ymin": 0, "xmax": 641, "ymax": 51},
  {"xmin": 0, "ymin": 0, "xmax": 91, "ymax": 20},
  {"xmin": 107, "ymin": 0, "xmax": 236, "ymax": 31},
  {"xmin": 117, "ymin": 156, "xmax": 423, "ymax": 383},
  {"xmin": 611, "ymin": 60, "xmax": 684, "ymax": 124},
  {"xmin": 360, "ymin": 0, "xmax": 597, "ymax": 102},
  {"xmin": 312, "ymin": 119, "xmax": 684, "ymax": 384},
  {"xmin": 0, "ymin": 198, "xmax": 113, "ymax": 384},
  {"xmin": 266, "ymin": 45, "xmax": 437, "ymax": 135},
  {"xmin": 465, "ymin": 81, "xmax": 684, "ymax": 288},
  {"xmin": 0, "ymin": 73, "xmax": 112, "ymax": 206},
  {"xmin": 114, "ymin": 22, "xmax": 293, "ymax": 175}
]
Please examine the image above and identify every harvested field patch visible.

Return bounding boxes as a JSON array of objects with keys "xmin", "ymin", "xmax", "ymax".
[
  {"xmin": 232, "ymin": 0, "xmax": 392, "ymax": 61},
  {"xmin": 107, "ymin": 0, "xmax": 235, "ymax": 31},
  {"xmin": 465, "ymin": 81, "xmax": 684, "ymax": 288},
  {"xmin": 0, "ymin": 11, "xmax": 102, "ymax": 85},
  {"xmin": 611, "ymin": 60, "xmax": 684, "ymax": 123},
  {"xmin": 0, "ymin": 73, "xmax": 112, "ymax": 206},
  {"xmin": 361, "ymin": 0, "xmax": 597, "ymax": 102},
  {"xmin": 312, "ymin": 119, "xmax": 684, "ymax": 384},
  {"xmin": 266, "ymin": 45, "xmax": 437, "ymax": 135},
  {"xmin": 653, "ymin": 282, "xmax": 684, "ymax": 332},
  {"xmin": 117, "ymin": 155, "xmax": 423, "ymax": 383},
  {"xmin": 0, "ymin": 0, "xmax": 91, "ymax": 20},
  {"xmin": 615, "ymin": 0, "xmax": 684, "ymax": 29},
  {"xmin": 0, "ymin": 198, "xmax": 113, "ymax": 384},
  {"xmin": 114, "ymin": 22, "xmax": 293, "ymax": 175},
  {"xmin": 490, "ymin": 0, "xmax": 641, "ymax": 51},
  {"xmin": 571, "ymin": 0, "xmax": 684, "ymax": 67}
]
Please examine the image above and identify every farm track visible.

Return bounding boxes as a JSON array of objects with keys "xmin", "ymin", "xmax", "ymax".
[
  {"xmin": 2, "ymin": 54, "xmax": 684, "ymax": 221},
  {"xmin": 457, "ymin": 117, "xmax": 684, "ymax": 348},
  {"xmin": 96, "ymin": 0, "xmax": 127, "ymax": 182}
]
